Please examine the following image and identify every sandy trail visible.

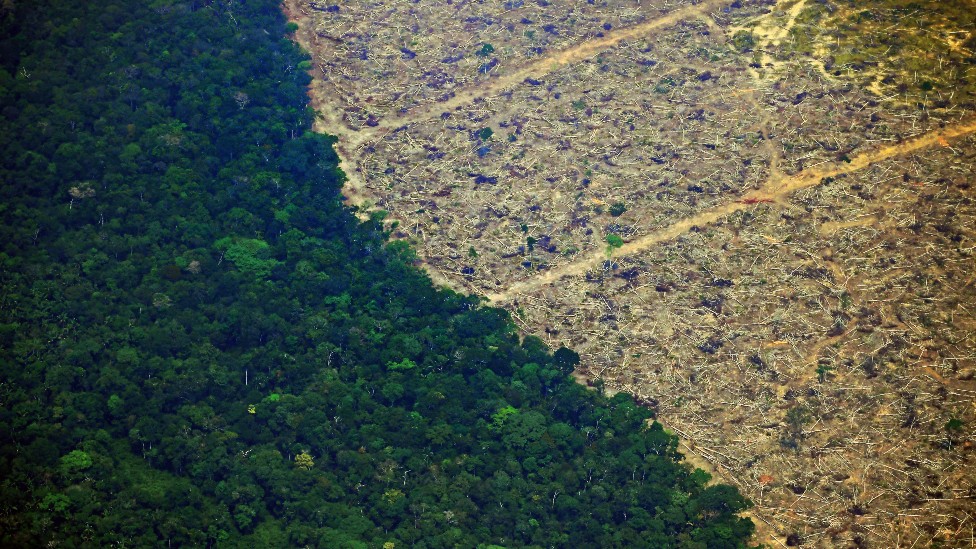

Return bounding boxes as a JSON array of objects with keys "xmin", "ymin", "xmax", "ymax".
[
  {"xmin": 487, "ymin": 119, "xmax": 976, "ymax": 303},
  {"xmin": 730, "ymin": 0, "xmax": 810, "ymax": 78},
  {"xmin": 748, "ymin": 0, "xmax": 809, "ymax": 47},
  {"xmin": 289, "ymin": 0, "xmax": 731, "ymax": 209},
  {"xmin": 818, "ymin": 215, "xmax": 878, "ymax": 235},
  {"xmin": 704, "ymin": 16, "xmax": 784, "ymax": 179},
  {"xmin": 356, "ymin": 0, "xmax": 729, "ymax": 142}
]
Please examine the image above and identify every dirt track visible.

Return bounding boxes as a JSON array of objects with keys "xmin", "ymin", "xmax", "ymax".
[
  {"xmin": 356, "ymin": 0, "xmax": 730, "ymax": 142},
  {"xmin": 487, "ymin": 119, "xmax": 976, "ymax": 303},
  {"xmin": 286, "ymin": 0, "xmax": 734, "ymax": 212}
]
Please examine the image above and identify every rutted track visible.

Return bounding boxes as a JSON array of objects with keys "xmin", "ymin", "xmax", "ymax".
[
  {"xmin": 286, "ymin": 0, "xmax": 728, "ymax": 211},
  {"xmin": 355, "ymin": 0, "xmax": 729, "ymax": 142},
  {"xmin": 486, "ymin": 119, "xmax": 976, "ymax": 303}
]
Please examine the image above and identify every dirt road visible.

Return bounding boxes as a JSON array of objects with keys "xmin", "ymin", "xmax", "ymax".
[{"xmin": 486, "ymin": 118, "xmax": 976, "ymax": 302}]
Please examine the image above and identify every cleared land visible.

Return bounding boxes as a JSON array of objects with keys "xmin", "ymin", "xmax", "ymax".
[{"xmin": 287, "ymin": 0, "xmax": 976, "ymax": 545}]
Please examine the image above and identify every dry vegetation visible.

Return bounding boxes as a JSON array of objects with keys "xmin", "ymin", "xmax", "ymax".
[
  {"xmin": 361, "ymin": 15, "xmax": 777, "ymax": 291},
  {"xmin": 286, "ymin": 0, "xmax": 976, "ymax": 545},
  {"xmin": 297, "ymin": 0, "xmax": 710, "ymax": 129},
  {"xmin": 513, "ymin": 138, "xmax": 976, "ymax": 546}
]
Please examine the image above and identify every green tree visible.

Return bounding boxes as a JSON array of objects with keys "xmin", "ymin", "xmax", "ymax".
[
  {"xmin": 215, "ymin": 237, "xmax": 281, "ymax": 278},
  {"xmin": 59, "ymin": 450, "xmax": 93, "ymax": 477},
  {"xmin": 295, "ymin": 451, "xmax": 315, "ymax": 470},
  {"xmin": 605, "ymin": 233, "xmax": 624, "ymax": 256}
]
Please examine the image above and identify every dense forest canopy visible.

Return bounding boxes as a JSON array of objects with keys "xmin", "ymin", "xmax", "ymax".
[{"xmin": 0, "ymin": 0, "xmax": 754, "ymax": 546}]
